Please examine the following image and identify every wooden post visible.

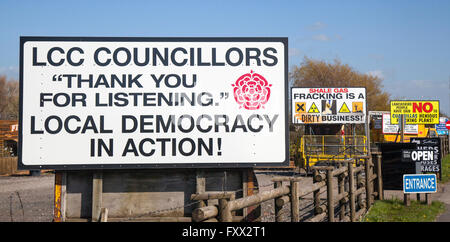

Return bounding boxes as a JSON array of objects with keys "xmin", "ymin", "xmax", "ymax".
[
  {"xmin": 404, "ymin": 193, "xmax": 411, "ymax": 206},
  {"xmin": 376, "ymin": 154, "xmax": 383, "ymax": 200},
  {"xmin": 274, "ymin": 181, "xmax": 283, "ymax": 222},
  {"xmin": 356, "ymin": 172, "xmax": 363, "ymax": 209},
  {"xmin": 290, "ymin": 180, "xmax": 299, "ymax": 222},
  {"xmin": 100, "ymin": 208, "xmax": 108, "ymax": 222},
  {"xmin": 219, "ymin": 198, "xmax": 232, "ymax": 222},
  {"xmin": 365, "ymin": 158, "xmax": 372, "ymax": 208},
  {"xmin": 53, "ymin": 171, "xmax": 66, "ymax": 222},
  {"xmin": 242, "ymin": 170, "xmax": 248, "ymax": 218},
  {"xmin": 313, "ymin": 170, "xmax": 321, "ymax": 215},
  {"xmin": 92, "ymin": 172, "xmax": 103, "ymax": 222},
  {"xmin": 245, "ymin": 169, "xmax": 257, "ymax": 222},
  {"xmin": 338, "ymin": 173, "xmax": 345, "ymax": 221},
  {"xmin": 306, "ymin": 156, "xmax": 310, "ymax": 174},
  {"xmin": 348, "ymin": 162, "xmax": 356, "ymax": 222},
  {"xmin": 326, "ymin": 169, "xmax": 334, "ymax": 222},
  {"xmin": 425, "ymin": 193, "xmax": 432, "ymax": 205},
  {"xmin": 196, "ymin": 170, "xmax": 206, "ymax": 208},
  {"xmin": 230, "ymin": 193, "xmax": 236, "ymax": 217}
]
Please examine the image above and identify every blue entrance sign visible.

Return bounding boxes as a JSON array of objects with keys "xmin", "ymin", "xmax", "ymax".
[{"xmin": 403, "ymin": 174, "xmax": 437, "ymax": 193}]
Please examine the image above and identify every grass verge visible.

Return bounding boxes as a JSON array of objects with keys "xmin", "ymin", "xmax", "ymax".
[
  {"xmin": 363, "ymin": 154, "xmax": 449, "ymax": 222},
  {"xmin": 441, "ymin": 154, "xmax": 450, "ymax": 184},
  {"xmin": 363, "ymin": 199, "xmax": 445, "ymax": 222}
]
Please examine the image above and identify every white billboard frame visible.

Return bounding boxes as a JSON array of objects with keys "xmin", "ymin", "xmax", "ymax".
[{"xmin": 19, "ymin": 36, "xmax": 289, "ymax": 170}]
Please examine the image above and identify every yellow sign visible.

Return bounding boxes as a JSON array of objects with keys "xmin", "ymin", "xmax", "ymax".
[
  {"xmin": 308, "ymin": 102, "xmax": 320, "ymax": 113},
  {"xmin": 352, "ymin": 102, "xmax": 363, "ymax": 113},
  {"xmin": 339, "ymin": 103, "xmax": 350, "ymax": 113},
  {"xmin": 295, "ymin": 102, "xmax": 306, "ymax": 113},
  {"xmin": 390, "ymin": 100, "xmax": 439, "ymax": 124}
]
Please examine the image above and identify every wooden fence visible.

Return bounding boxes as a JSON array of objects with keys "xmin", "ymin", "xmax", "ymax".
[
  {"xmin": 441, "ymin": 136, "xmax": 449, "ymax": 157},
  {"xmin": 0, "ymin": 157, "xmax": 18, "ymax": 175},
  {"xmin": 191, "ymin": 155, "xmax": 382, "ymax": 222}
]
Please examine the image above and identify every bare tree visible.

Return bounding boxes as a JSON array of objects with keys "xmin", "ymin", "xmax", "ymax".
[
  {"xmin": 290, "ymin": 57, "xmax": 390, "ymax": 111},
  {"xmin": 0, "ymin": 75, "xmax": 19, "ymax": 120}
]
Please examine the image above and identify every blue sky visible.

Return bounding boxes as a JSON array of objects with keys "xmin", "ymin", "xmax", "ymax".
[{"xmin": 1, "ymin": 0, "xmax": 449, "ymax": 114}]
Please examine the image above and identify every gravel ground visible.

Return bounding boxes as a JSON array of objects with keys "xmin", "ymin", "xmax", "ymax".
[
  {"xmin": 0, "ymin": 173, "xmax": 54, "ymax": 222},
  {"xmin": 255, "ymin": 170, "xmax": 338, "ymax": 222}
]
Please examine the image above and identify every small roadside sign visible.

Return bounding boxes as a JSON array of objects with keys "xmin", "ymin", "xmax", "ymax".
[
  {"xmin": 435, "ymin": 117, "xmax": 449, "ymax": 135},
  {"xmin": 446, "ymin": 120, "xmax": 450, "ymax": 130},
  {"xmin": 410, "ymin": 138, "xmax": 441, "ymax": 177},
  {"xmin": 403, "ymin": 174, "xmax": 437, "ymax": 193}
]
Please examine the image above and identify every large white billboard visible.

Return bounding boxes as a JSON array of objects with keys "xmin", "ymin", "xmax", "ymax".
[
  {"xmin": 19, "ymin": 37, "xmax": 288, "ymax": 169},
  {"xmin": 291, "ymin": 87, "xmax": 366, "ymax": 124}
]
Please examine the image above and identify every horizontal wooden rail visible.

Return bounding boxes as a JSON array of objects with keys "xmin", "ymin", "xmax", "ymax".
[
  {"xmin": 336, "ymin": 191, "xmax": 349, "ymax": 202},
  {"xmin": 192, "ymin": 205, "xmax": 218, "ymax": 222},
  {"xmin": 220, "ymin": 186, "xmax": 290, "ymax": 222},
  {"xmin": 314, "ymin": 173, "xmax": 326, "ymax": 182},
  {"xmin": 228, "ymin": 186, "xmax": 290, "ymax": 211},
  {"xmin": 355, "ymin": 187, "xmax": 365, "ymax": 196},
  {"xmin": 331, "ymin": 166, "xmax": 348, "ymax": 176},
  {"xmin": 314, "ymin": 205, "xmax": 327, "ymax": 214},
  {"xmin": 271, "ymin": 176, "xmax": 307, "ymax": 182},
  {"xmin": 201, "ymin": 216, "xmax": 244, "ymax": 222},
  {"xmin": 298, "ymin": 181, "xmax": 326, "ymax": 197},
  {"xmin": 354, "ymin": 166, "xmax": 365, "ymax": 173},
  {"xmin": 306, "ymin": 212, "xmax": 327, "ymax": 222},
  {"xmin": 191, "ymin": 192, "xmax": 235, "ymax": 201},
  {"xmin": 275, "ymin": 195, "xmax": 290, "ymax": 207}
]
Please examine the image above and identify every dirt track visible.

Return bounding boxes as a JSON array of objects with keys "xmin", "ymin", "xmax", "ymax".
[{"xmin": 0, "ymin": 173, "xmax": 54, "ymax": 222}]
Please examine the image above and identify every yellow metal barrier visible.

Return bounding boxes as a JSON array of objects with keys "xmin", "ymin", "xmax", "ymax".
[{"xmin": 300, "ymin": 135, "xmax": 367, "ymax": 167}]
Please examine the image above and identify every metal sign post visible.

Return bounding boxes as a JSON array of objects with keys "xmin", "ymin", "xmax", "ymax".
[
  {"xmin": 400, "ymin": 114, "xmax": 405, "ymax": 143},
  {"xmin": 403, "ymin": 174, "xmax": 437, "ymax": 206}
]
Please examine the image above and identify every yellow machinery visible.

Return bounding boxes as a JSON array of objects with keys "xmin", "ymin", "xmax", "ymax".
[{"xmin": 300, "ymin": 135, "xmax": 367, "ymax": 168}]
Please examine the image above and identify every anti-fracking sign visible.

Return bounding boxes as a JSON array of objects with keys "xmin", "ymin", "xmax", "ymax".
[
  {"xmin": 19, "ymin": 37, "xmax": 289, "ymax": 169},
  {"xmin": 291, "ymin": 87, "xmax": 366, "ymax": 124},
  {"xmin": 382, "ymin": 113, "xmax": 418, "ymax": 134},
  {"xmin": 390, "ymin": 100, "xmax": 440, "ymax": 124}
]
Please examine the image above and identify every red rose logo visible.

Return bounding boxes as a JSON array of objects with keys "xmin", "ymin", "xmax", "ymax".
[{"xmin": 232, "ymin": 70, "xmax": 272, "ymax": 110}]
